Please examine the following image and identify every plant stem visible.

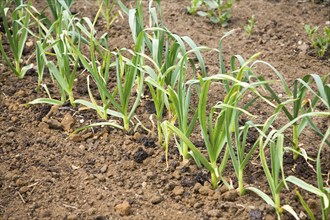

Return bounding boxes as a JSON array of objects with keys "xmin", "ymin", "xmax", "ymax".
[
  {"xmin": 274, "ymin": 192, "xmax": 283, "ymax": 215},
  {"xmin": 293, "ymin": 124, "xmax": 299, "ymax": 160},
  {"xmin": 157, "ymin": 122, "xmax": 162, "ymax": 145},
  {"xmin": 238, "ymin": 168, "xmax": 245, "ymax": 195},
  {"xmin": 123, "ymin": 115, "xmax": 130, "ymax": 131},
  {"xmin": 15, "ymin": 61, "xmax": 21, "ymax": 78},
  {"xmin": 211, "ymin": 171, "xmax": 218, "ymax": 189},
  {"xmin": 68, "ymin": 92, "xmax": 75, "ymax": 108},
  {"xmin": 182, "ymin": 142, "xmax": 189, "ymax": 160}
]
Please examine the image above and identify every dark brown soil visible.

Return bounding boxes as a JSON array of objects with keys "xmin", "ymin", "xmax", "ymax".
[{"xmin": 1, "ymin": 0, "xmax": 330, "ymax": 220}]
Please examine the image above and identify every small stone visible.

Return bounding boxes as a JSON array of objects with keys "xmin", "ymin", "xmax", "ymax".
[
  {"xmin": 298, "ymin": 43, "xmax": 308, "ymax": 54},
  {"xmin": 94, "ymin": 174, "xmax": 106, "ymax": 182},
  {"xmin": 46, "ymin": 118, "xmax": 62, "ymax": 130},
  {"xmin": 6, "ymin": 126, "xmax": 16, "ymax": 132},
  {"xmin": 67, "ymin": 214, "xmax": 78, "ymax": 220},
  {"xmin": 61, "ymin": 113, "xmax": 75, "ymax": 131},
  {"xmin": 40, "ymin": 209, "xmax": 52, "ymax": 217},
  {"xmin": 165, "ymin": 182, "xmax": 175, "ymax": 191},
  {"xmin": 198, "ymin": 185, "xmax": 212, "ymax": 196},
  {"xmin": 193, "ymin": 202, "xmax": 203, "ymax": 208},
  {"xmin": 172, "ymin": 186, "xmax": 184, "ymax": 196},
  {"xmin": 26, "ymin": 40, "xmax": 34, "ymax": 48},
  {"xmin": 100, "ymin": 165, "xmax": 108, "ymax": 173},
  {"xmin": 181, "ymin": 176, "xmax": 195, "ymax": 187},
  {"xmin": 150, "ymin": 195, "xmax": 163, "ymax": 204},
  {"xmin": 115, "ymin": 201, "xmax": 131, "ymax": 216},
  {"xmin": 219, "ymin": 184, "xmax": 228, "ymax": 194},
  {"xmin": 222, "ymin": 189, "xmax": 238, "ymax": 202},
  {"xmin": 78, "ymin": 145, "xmax": 85, "ymax": 150},
  {"xmin": 70, "ymin": 134, "xmax": 83, "ymax": 142},
  {"xmin": 264, "ymin": 214, "xmax": 275, "ymax": 220},
  {"xmin": 87, "ymin": 208, "xmax": 96, "ymax": 215},
  {"xmin": 133, "ymin": 132, "xmax": 141, "ymax": 140},
  {"xmin": 207, "ymin": 209, "xmax": 221, "ymax": 217},
  {"xmin": 16, "ymin": 178, "xmax": 27, "ymax": 186},
  {"xmin": 146, "ymin": 171, "xmax": 155, "ymax": 179},
  {"xmin": 299, "ymin": 211, "xmax": 307, "ymax": 220},
  {"xmin": 250, "ymin": 209, "xmax": 262, "ymax": 220},
  {"xmin": 38, "ymin": 122, "xmax": 50, "ymax": 131},
  {"xmin": 71, "ymin": 165, "xmax": 80, "ymax": 170},
  {"xmin": 19, "ymin": 186, "xmax": 29, "ymax": 193},
  {"xmin": 192, "ymin": 182, "xmax": 202, "ymax": 193}
]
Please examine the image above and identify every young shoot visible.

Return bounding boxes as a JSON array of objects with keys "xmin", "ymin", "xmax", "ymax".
[
  {"xmin": 244, "ymin": 15, "xmax": 255, "ymax": 37},
  {"xmin": 0, "ymin": 1, "xmax": 33, "ymax": 79}
]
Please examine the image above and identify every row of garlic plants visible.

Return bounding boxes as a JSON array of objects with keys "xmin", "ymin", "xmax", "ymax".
[{"xmin": 0, "ymin": 0, "xmax": 329, "ymax": 219}]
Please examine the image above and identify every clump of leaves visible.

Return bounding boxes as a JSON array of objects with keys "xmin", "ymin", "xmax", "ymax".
[
  {"xmin": 187, "ymin": 0, "xmax": 235, "ymax": 27},
  {"xmin": 244, "ymin": 15, "xmax": 255, "ymax": 37},
  {"xmin": 0, "ymin": 1, "xmax": 34, "ymax": 79},
  {"xmin": 304, "ymin": 24, "xmax": 330, "ymax": 58}
]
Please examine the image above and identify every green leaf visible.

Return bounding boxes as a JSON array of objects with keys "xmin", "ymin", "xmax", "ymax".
[
  {"xmin": 247, "ymin": 187, "xmax": 275, "ymax": 208},
  {"xmin": 286, "ymin": 176, "xmax": 329, "ymax": 209},
  {"xmin": 29, "ymin": 98, "xmax": 64, "ymax": 106}
]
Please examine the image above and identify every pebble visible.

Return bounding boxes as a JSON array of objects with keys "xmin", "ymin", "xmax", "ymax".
[
  {"xmin": 192, "ymin": 183, "xmax": 202, "ymax": 194},
  {"xmin": 219, "ymin": 184, "xmax": 228, "ymax": 194},
  {"xmin": 46, "ymin": 118, "xmax": 62, "ymax": 130},
  {"xmin": 264, "ymin": 214, "xmax": 275, "ymax": 220},
  {"xmin": 16, "ymin": 178, "xmax": 27, "ymax": 186},
  {"xmin": 100, "ymin": 165, "xmax": 108, "ymax": 173},
  {"xmin": 115, "ymin": 201, "xmax": 131, "ymax": 216},
  {"xmin": 181, "ymin": 176, "xmax": 195, "ymax": 187},
  {"xmin": 172, "ymin": 186, "xmax": 184, "ymax": 196},
  {"xmin": 94, "ymin": 174, "xmax": 106, "ymax": 182},
  {"xmin": 133, "ymin": 132, "xmax": 141, "ymax": 140},
  {"xmin": 250, "ymin": 209, "xmax": 262, "ymax": 220},
  {"xmin": 150, "ymin": 195, "xmax": 163, "ymax": 204},
  {"xmin": 61, "ymin": 113, "xmax": 75, "ymax": 131},
  {"xmin": 70, "ymin": 134, "xmax": 83, "ymax": 142},
  {"xmin": 40, "ymin": 209, "xmax": 52, "ymax": 217},
  {"xmin": 38, "ymin": 122, "xmax": 50, "ymax": 131},
  {"xmin": 193, "ymin": 202, "xmax": 203, "ymax": 208},
  {"xmin": 221, "ymin": 189, "xmax": 238, "ymax": 202},
  {"xmin": 87, "ymin": 208, "xmax": 96, "ymax": 215},
  {"xmin": 198, "ymin": 185, "xmax": 213, "ymax": 196},
  {"xmin": 67, "ymin": 214, "xmax": 79, "ymax": 220},
  {"xmin": 207, "ymin": 209, "xmax": 221, "ymax": 217},
  {"xmin": 165, "ymin": 182, "xmax": 175, "ymax": 191},
  {"xmin": 19, "ymin": 186, "xmax": 29, "ymax": 193}
]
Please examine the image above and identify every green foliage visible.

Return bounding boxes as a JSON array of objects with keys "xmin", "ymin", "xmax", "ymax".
[
  {"xmin": 0, "ymin": 1, "xmax": 33, "ymax": 78},
  {"xmin": 3, "ymin": 2, "xmax": 330, "ymax": 218},
  {"xmin": 187, "ymin": 0, "xmax": 235, "ymax": 27},
  {"xmin": 244, "ymin": 15, "xmax": 255, "ymax": 36},
  {"xmin": 46, "ymin": 0, "xmax": 74, "ymax": 21},
  {"xmin": 97, "ymin": 0, "xmax": 119, "ymax": 30},
  {"xmin": 305, "ymin": 24, "xmax": 330, "ymax": 58}
]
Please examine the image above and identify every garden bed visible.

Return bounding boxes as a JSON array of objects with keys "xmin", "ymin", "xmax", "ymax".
[{"xmin": 0, "ymin": 0, "xmax": 330, "ymax": 219}]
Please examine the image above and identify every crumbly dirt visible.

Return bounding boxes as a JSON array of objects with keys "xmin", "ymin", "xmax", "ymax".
[{"xmin": 1, "ymin": 0, "xmax": 330, "ymax": 220}]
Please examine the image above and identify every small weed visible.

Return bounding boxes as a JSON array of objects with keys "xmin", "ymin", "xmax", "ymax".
[
  {"xmin": 244, "ymin": 15, "xmax": 255, "ymax": 37},
  {"xmin": 187, "ymin": 0, "xmax": 235, "ymax": 27},
  {"xmin": 305, "ymin": 24, "xmax": 330, "ymax": 58}
]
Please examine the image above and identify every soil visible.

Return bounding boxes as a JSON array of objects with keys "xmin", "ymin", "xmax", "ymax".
[{"xmin": 1, "ymin": 0, "xmax": 330, "ymax": 220}]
